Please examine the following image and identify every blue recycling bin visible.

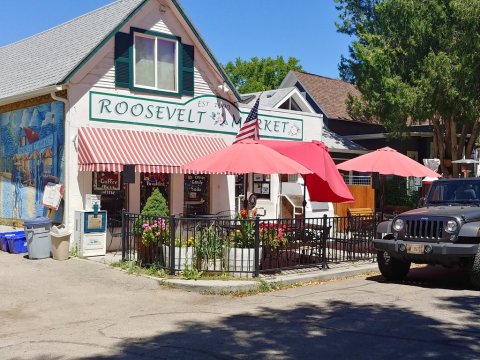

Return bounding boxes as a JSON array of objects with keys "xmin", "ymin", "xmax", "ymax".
[
  {"xmin": 0, "ymin": 231, "xmax": 25, "ymax": 252},
  {"xmin": 24, "ymin": 217, "xmax": 53, "ymax": 259},
  {"xmin": 5, "ymin": 233, "xmax": 28, "ymax": 254}
]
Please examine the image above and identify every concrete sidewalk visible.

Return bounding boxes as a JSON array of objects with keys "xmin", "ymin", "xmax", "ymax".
[{"xmin": 87, "ymin": 252, "xmax": 379, "ymax": 293}]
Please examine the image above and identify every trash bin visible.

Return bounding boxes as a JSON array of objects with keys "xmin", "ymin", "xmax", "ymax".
[
  {"xmin": 0, "ymin": 231, "xmax": 24, "ymax": 252},
  {"xmin": 24, "ymin": 216, "xmax": 53, "ymax": 259},
  {"xmin": 3, "ymin": 232, "xmax": 28, "ymax": 253},
  {"xmin": 50, "ymin": 225, "xmax": 71, "ymax": 261}
]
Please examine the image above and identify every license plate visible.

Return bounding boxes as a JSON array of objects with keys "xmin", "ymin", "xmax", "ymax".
[{"xmin": 407, "ymin": 244, "xmax": 424, "ymax": 254}]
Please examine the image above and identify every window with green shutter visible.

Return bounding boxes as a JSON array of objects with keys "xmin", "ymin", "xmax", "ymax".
[
  {"xmin": 114, "ymin": 32, "xmax": 131, "ymax": 88},
  {"xmin": 114, "ymin": 28, "xmax": 194, "ymax": 97},
  {"xmin": 182, "ymin": 44, "xmax": 194, "ymax": 95}
]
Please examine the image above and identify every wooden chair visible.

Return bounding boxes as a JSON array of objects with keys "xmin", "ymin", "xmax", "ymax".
[{"xmin": 345, "ymin": 208, "xmax": 375, "ymax": 259}]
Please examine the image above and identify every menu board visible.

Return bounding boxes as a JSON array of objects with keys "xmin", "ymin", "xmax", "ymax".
[
  {"xmin": 184, "ymin": 174, "xmax": 209, "ymax": 215},
  {"xmin": 42, "ymin": 183, "xmax": 64, "ymax": 210},
  {"xmin": 93, "ymin": 172, "xmax": 121, "ymax": 195}
]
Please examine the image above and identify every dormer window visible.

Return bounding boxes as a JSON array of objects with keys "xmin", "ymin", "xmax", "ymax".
[
  {"xmin": 115, "ymin": 28, "xmax": 194, "ymax": 97},
  {"xmin": 133, "ymin": 32, "xmax": 178, "ymax": 92}
]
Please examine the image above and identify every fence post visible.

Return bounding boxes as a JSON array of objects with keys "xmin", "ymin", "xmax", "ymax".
[
  {"xmin": 322, "ymin": 214, "xmax": 328, "ymax": 270},
  {"xmin": 169, "ymin": 215, "xmax": 175, "ymax": 275},
  {"xmin": 121, "ymin": 209, "xmax": 126, "ymax": 261},
  {"xmin": 254, "ymin": 216, "xmax": 260, "ymax": 277}
]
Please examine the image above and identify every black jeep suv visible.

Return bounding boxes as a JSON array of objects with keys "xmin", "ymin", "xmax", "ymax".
[{"xmin": 374, "ymin": 178, "xmax": 480, "ymax": 288}]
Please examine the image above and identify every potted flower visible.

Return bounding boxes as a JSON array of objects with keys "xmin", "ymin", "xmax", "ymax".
[
  {"xmin": 195, "ymin": 224, "xmax": 224, "ymax": 271},
  {"xmin": 164, "ymin": 236, "xmax": 195, "ymax": 271},
  {"xmin": 225, "ymin": 211, "xmax": 261, "ymax": 274},
  {"xmin": 259, "ymin": 222, "xmax": 290, "ymax": 270},
  {"xmin": 135, "ymin": 189, "xmax": 169, "ymax": 264}
]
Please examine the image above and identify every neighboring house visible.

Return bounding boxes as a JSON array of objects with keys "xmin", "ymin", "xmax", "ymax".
[
  {"xmin": 242, "ymin": 87, "xmax": 368, "ymax": 163},
  {"xmin": 279, "ymin": 70, "xmax": 434, "ymax": 164},
  {"xmin": 0, "ymin": 0, "xmax": 328, "ymax": 237}
]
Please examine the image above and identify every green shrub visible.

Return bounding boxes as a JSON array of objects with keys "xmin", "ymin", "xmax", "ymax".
[{"xmin": 141, "ymin": 189, "xmax": 169, "ymax": 217}]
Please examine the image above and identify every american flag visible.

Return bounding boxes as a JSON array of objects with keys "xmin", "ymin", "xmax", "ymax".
[{"xmin": 233, "ymin": 97, "xmax": 260, "ymax": 143}]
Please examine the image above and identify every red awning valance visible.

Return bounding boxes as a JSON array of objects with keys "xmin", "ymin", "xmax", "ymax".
[{"xmin": 77, "ymin": 127, "xmax": 227, "ymax": 174}]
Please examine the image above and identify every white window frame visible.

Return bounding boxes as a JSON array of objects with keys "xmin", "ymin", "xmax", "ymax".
[{"xmin": 133, "ymin": 32, "xmax": 179, "ymax": 93}]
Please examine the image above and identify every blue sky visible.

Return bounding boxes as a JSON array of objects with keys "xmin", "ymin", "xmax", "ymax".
[{"xmin": 0, "ymin": 0, "xmax": 352, "ymax": 79}]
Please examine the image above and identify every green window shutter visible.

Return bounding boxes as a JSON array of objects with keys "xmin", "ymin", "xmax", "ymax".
[
  {"xmin": 115, "ymin": 32, "xmax": 131, "ymax": 88},
  {"xmin": 181, "ymin": 43, "xmax": 194, "ymax": 96}
]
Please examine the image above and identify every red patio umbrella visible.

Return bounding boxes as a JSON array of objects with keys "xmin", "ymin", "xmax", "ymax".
[
  {"xmin": 259, "ymin": 140, "xmax": 354, "ymax": 203},
  {"xmin": 183, "ymin": 139, "xmax": 312, "ymax": 175},
  {"xmin": 336, "ymin": 147, "xmax": 441, "ymax": 215},
  {"xmin": 336, "ymin": 147, "xmax": 440, "ymax": 177}
]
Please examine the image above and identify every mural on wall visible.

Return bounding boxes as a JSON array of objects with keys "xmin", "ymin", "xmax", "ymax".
[{"xmin": 0, "ymin": 101, "xmax": 64, "ymax": 223}]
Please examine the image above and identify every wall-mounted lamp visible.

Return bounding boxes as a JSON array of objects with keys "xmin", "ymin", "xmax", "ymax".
[{"xmin": 217, "ymin": 83, "xmax": 230, "ymax": 93}]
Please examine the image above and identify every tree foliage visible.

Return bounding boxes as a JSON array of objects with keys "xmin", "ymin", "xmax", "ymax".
[
  {"xmin": 141, "ymin": 188, "xmax": 169, "ymax": 217},
  {"xmin": 335, "ymin": 0, "xmax": 480, "ymax": 177},
  {"xmin": 224, "ymin": 56, "xmax": 302, "ymax": 94}
]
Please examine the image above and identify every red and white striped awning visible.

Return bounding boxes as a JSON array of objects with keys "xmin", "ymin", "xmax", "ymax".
[{"xmin": 77, "ymin": 127, "xmax": 227, "ymax": 174}]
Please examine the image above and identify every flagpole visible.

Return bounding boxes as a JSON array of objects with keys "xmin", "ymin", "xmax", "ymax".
[{"xmin": 234, "ymin": 95, "xmax": 261, "ymax": 211}]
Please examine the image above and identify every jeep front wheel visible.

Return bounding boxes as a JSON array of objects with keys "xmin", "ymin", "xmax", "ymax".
[
  {"xmin": 469, "ymin": 248, "xmax": 480, "ymax": 289},
  {"xmin": 377, "ymin": 251, "xmax": 411, "ymax": 281}
]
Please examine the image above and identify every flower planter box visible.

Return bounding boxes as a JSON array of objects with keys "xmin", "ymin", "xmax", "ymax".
[
  {"xmin": 135, "ymin": 235, "xmax": 157, "ymax": 265},
  {"xmin": 163, "ymin": 245, "xmax": 195, "ymax": 271},
  {"xmin": 199, "ymin": 258, "xmax": 224, "ymax": 272},
  {"xmin": 225, "ymin": 247, "xmax": 262, "ymax": 274}
]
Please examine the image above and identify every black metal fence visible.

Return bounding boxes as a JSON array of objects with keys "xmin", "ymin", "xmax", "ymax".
[{"xmin": 121, "ymin": 211, "xmax": 377, "ymax": 277}]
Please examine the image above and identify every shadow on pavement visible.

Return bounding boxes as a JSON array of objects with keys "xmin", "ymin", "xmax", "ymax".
[
  {"xmin": 366, "ymin": 265, "xmax": 474, "ymax": 291},
  {"xmin": 17, "ymin": 296, "xmax": 480, "ymax": 359}
]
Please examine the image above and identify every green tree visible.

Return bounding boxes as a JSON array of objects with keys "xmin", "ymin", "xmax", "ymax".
[
  {"xmin": 141, "ymin": 188, "xmax": 169, "ymax": 216},
  {"xmin": 224, "ymin": 56, "xmax": 302, "ymax": 93},
  {"xmin": 335, "ymin": 0, "xmax": 480, "ymax": 177}
]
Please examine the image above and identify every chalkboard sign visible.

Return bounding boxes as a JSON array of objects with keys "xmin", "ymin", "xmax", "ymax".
[
  {"xmin": 184, "ymin": 174, "xmax": 209, "ymax": 215},
  {"xmin": 141, "ymin": 173, "xmax": 170, "ymax": 209},
  {"xmin": 93, "ymin": 172, "xmax": 121, "ymax": 193}
]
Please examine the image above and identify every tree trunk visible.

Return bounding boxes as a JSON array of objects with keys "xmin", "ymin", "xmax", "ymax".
[
  {"xmin": 457, "ymin": 124, "xmax": 467, "ymax": 160},
  {"xmin": 466, "ymin": 120, "xmax": 480, "ymax": 161},
  {"xmin": 433, "ymin": 120, "xmax": 446, "ymax": 176},
  {"xmin": 450, "ymin": 118, "xmax": 459, "ymax": 178}
]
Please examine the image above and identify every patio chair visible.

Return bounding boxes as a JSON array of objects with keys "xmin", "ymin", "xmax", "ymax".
[{"xmin": 345, "ymin": 208, "xmax": 376, "ymax": 259}]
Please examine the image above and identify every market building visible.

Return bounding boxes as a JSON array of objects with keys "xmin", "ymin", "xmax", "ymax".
[{"xmin": 0, "ymin": 0, "xmax": 331, "ymax": 248}]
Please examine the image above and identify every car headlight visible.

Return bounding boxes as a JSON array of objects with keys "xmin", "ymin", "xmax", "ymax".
[
  {"xmin": 393, "ymin": 219, "xmax": 404, "ymax": 231},
  {"xmin": 445, "ymin": 220, "xmax": 458, "ymax": 233}
]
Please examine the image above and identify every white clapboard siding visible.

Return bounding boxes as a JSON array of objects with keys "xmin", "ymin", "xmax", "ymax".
[
  {"xmin": 150, "ymin": 19, "xmax": 172, "ymax": 34},
  {"xmin": 78, "ymin": 50, "xmax": 115, "ymax": 89},
  {"xmin": 194, "ymin": 66, "xmax": 214, "ymax": 96}
]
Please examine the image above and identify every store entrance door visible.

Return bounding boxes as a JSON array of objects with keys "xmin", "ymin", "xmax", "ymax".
[
  {"xmin": 92, "ymin": 171, "xmax": 126, "ymax": 222},
  {"xmin": 140, "ymin": 173, "xmax": 170, "ymax": 210}
]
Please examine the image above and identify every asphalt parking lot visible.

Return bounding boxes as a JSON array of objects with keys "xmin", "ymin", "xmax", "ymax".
[{"xmin": 1, "ymin": 252, "xmax": 479, "ymax": 359}]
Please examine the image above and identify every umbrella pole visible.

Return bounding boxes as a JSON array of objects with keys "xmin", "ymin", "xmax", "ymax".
[
  {"xmin": 381, "ymin": 175, "xmax": 385, "ymax": 220},
  {"xmin": 302, "ymin": 175, "xmax": 307, "ymax": 242},
  {"xmin": 243, "ymin": 174, "xmax": 249, "ymax": 210},
  {"xmin": 302, "ymin": 176, "xmax": 307, "ymax": 218}
]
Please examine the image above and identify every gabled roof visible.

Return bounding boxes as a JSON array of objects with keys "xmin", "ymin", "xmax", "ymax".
[
  {"xmin": 321, "ymin": 127, "xmax": 366, "ymax": 153},
  {"xmin": 242, "ymin": 87, "xmax": 315, "ymax": 113},
  {"xmin": 0, "ymin": 0, "xmax": 145, "ymax": 100},
  {"xmin": 280, "ymin": 70, "xmax": 364, "ymax": 122},
  {"xmin": 243, "ymin": 88, "xmax": 294, "ymax": 108},
  {"xmin": 0, "ymin": 0, "xmax": 241, "ymax": 102}
]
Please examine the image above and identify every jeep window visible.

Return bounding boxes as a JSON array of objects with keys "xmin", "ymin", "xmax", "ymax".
[{"xmin": 427, "ymin": 181, "xmax": 480, "ymax": 205}]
